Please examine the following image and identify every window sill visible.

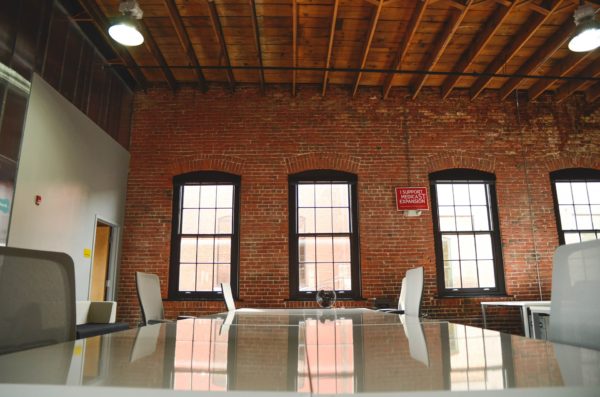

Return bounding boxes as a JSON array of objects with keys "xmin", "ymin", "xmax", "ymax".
[
  {"xmin": 434, "ymin": 293, "xmax": 511, "ymax": 299},
  {"xmin": 285, "ymin": 297, "xmax": 367, "ymax": 302}
]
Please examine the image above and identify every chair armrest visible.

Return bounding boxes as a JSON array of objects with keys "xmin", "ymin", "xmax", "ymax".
[{"xmin": 87, "ymin": 301, "xmax": 117, "ymax": 324}]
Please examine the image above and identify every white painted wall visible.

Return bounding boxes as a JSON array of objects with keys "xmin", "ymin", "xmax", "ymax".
[{"xmin": 8, "ymin": 74, "xmax": 130, "ymax": 300}]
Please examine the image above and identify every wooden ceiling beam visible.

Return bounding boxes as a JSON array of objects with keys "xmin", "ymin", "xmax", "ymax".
[
  {"xmin": 411, "ymin": 1, "xmax": 473, "ymax": 99},
  {"xmin": 440, "ymin": 0, "xmax": 517, "ymax": 99},
  {"xmin": 249, "ymin": 0, "xmax": 265, "ymax": 93},
  {"xmin": 77, "ymin": 0, "xmax": 146, "ymax": 89},
  {"xmin": 322, "ymin": 0, "xmax": 340, "ymax": 96},
  {"xmin": 528, "ymin": 52, "xmax": 593, "ymax": 100},
  {"xmin": 585, "ymin": 80, "xmax": 600, "ymax": 103},
  {"xmin": 292, "ymin": 0, "xmax": 297, "ymax": 96},
  {"xmin": 164, "ymin": 0, "xmax": 207, "ymax": 91},
  {"xmin": 382, "ymin": 0, "xmax": 429, "ymax": 99},
  {"xmin": 352, "ymin": 0, "xmax": 384, "ymax": 97},
  {"xmin": 207, "ymin": 0, "xmax": 235, "ymax": 91},
  {"xmin": 469, "ymin": 0, "xmax": 564, "ymax": 99},
  {"xmin": 135, "ymin": 21, "xmax": 177, "ymax": 91},
  {"xmin": 498, "ymin": 18, "xmax": 575, "ymax": 100},
  {"xmin": 555, "ymin": 59, "xmax": 600, "ymax": 102}
]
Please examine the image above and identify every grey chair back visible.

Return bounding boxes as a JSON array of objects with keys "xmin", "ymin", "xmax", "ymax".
[
  {"xmin": 549, "ymin": 239, "xmax": 600, "ymax": 350},
  {"xmin": 221, "ymin": 282, "xmax": 236, "ymax": 311},
  {"xmin": 0, "ymin": 246, "xmax": 75, "ymax": 354},
  {"xmin": 404, "ymin": 266, "xmax": 424, "ymax": 317},
  {"xmin": 136, "ymin": 272, "xmax": 165, "ymax": 325},
  {"xmin": 397, "ymin": 277, "xmax": 407, "ymax": 311}
]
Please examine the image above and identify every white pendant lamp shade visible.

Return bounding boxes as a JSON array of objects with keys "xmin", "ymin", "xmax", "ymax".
[
  {"xmin": 108, "ymin": 21, "xmax": 144, "ymax": 46},
  {"xmin": 568, "ymin": 3, "xmax": 600, "ymax": 52}
]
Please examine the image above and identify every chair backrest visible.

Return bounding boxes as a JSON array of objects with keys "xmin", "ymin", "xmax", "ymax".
[
  {"xmin": 136, "ymin": 272, "xmax": 165, "ymax": 325},
  {"xmin": 548, "ymin": 239, "xmax": 600, "ymax": 350},
  {"xmin": 0, "ymin": 246, "xmax": 76, "ymax": 354},
  {"xmin": 221, "ymin": 282, "xmax": 236, "ymax": 311},
  {"xmin": 404, "ymin": 266, "xmax": 424, "ymax": 317},
  {"xmin": 397, "ymin": 277, "xmax": 407, "ymax": 311}
]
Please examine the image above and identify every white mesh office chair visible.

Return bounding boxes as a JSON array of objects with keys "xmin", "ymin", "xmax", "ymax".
[
  {"xmin": 379, "ymin": 267, "xmax": 424, "ymax": 316},
  {"xmin": 221, "ymin": 282, "xmax": 236, "ymax": 311},
  {"xmin": 548, "ymin": 239, "xmax": 600, "ymax": 350},
  {"xmin": 0, "ymin": 247, "xmax": 76, "ymax": 354},
  {"xmin": 136, "ymin": 272, "xmax": 172, "ymax": 325}
]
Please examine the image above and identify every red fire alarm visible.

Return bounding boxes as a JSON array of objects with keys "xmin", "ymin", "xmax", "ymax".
[{"xmin": 35, "ymin": 195, "xmax": 42, "ymax": 206}]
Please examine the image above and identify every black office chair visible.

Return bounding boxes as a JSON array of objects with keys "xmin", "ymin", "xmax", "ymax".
[{"xmin": 0, "ymin": 246, "xmax": 76, "ymax": 354}]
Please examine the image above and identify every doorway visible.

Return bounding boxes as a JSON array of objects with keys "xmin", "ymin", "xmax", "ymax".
[{"xmin": 90, "ymin": 221, "xmax": 113, "ymax": 301}]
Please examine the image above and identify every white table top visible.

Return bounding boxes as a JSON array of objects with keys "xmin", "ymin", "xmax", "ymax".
[
  {"xmin": 481, "ymin": 301, "xmax": 552, "ymax": 307},
  {"xmin": 0, "ymin": 308, "xmax": 598, "ymax": 396}
]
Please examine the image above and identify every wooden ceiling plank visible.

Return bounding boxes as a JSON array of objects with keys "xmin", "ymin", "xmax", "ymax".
[
  {"xmin": 469, "ymin": 0, "xmax": 564, "ymax": 99},
  {"xmin": 411, "ymin": 1, "xmax": 473, "ymax": 100},
  {"xmin": 292, "ymin": 0, "xmax": 297, "ymax": 96},
  {"xmin": 528, "ymin": 52, "xmax": 593, "ymax": 100},
  {"xmin": 382, "ymin": 0, "xmax": 429, "ymax": 99},
  {"xmin": 352, "ymin": 0, "xmax": 384, "ymax": 97},
  {"xmin": 207, "ymin": 0, "xmax": 235, "ymax": 91},
  {"xmin": 528, "ymin": 2, "xmax": 551, "ymax": 14},
  {"xmin": 136, "ymin": 21, "xmax": 178, "ymax": 90},
  {"xmin": 164, "ymin": 0, "xmax": 207, "ymax": 91},
  {"xmin": 585, "ymin": 80, "xmax": 600, "ymax": 103},
  {"xmin": 322, "ymin": 0, "xmax": 340, "ymax": 96},
  {"xmin": 77, "ymin": 0, "xmax": 146, "ymax": 89},
  {"xmin": 441, "ymin": 1, "xmax": 517, "ymax": 99},
  {"xmin": 249, "ymin": 0, "xmax": 265, "ymax": 92},
  {"xmin": 555, "ymin": 59, "xmax": 600, "ymax": 102},
  {"xmin": 498, "ymin": 18, "xmax": 575, "ymax": 100}
]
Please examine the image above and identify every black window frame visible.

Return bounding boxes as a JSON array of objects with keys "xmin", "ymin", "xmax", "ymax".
[
  {"xmin": 550, "ymin": 168, "xmax": 600, "ymax": 246},
  {"xmin": 430, "ymin": 168, "xmax": 506, "ymax": 298},
  {"xmin": 288, "ymin": 170, "xmax": 361, "ymax": 300},
  {"xmin": 168, "ymin": 171, "xmax": 241, "ymax": 300}
]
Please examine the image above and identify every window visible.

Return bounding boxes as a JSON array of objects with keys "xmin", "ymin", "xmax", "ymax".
[
  {"xmin": 169, "ymin": 171, "xmax": 240, "ymax": 300},
  {"xmin": 430, "ymin": 169, "xmax": 505, "ymax": 297},
  {"xmin": 550, "ymin": 168, "xmax": 600, "ymax": 245},
  {"xmin": 289, "ymin": 170, "xmax": 360, "ymax": 300}
]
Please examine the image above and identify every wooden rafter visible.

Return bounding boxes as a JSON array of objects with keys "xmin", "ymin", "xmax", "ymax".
[
  {"xmin": 322, "ymin": 0, "xmax": 340, "ymax": 96},
  {"xmin": 555, "ymin": 59, "xmax": 600, "ymax": 102},
  {"xmin": 469, "ymin": 0, "xmax": 564, "ymax": 99},
  {"xmin": 352, "ymin": 0, "xmax": 384, "ymax": 97},
  {"xmin": 441, "ymin": 1, "xmax": 517, "ymax": 99},
  {"xmin": 411, "ymin": 1, "xmax": 473, "ymax": 99},
  {"xmin": 585, "ymin": 80, "xmax": 600, "ymax": 103},
  {"xmin": 77, "ymin": 0, "xmax": 146, "ymax": 88},
  {"xmin": 207, "ymin": 0, "xmax": 235, "ymax": 91},
  {"xmin": 498, "ymin": 17, "xmax": 575, "ymax": 100},
  {"xmin": 528, "ymin": 52, "xmax": 593, "ymax": 100},
  {"xmin": 249, "ymin": 0, "xmax": 265, "ymax": 93},
  {"xmin": 136, "ymin": 21, "xmax": 177, "ymax": 91},
  {"xmin": 292, "ymin": 0, "xmax": 297, "ymax": 96},
  {"xmin": 164, "ymin": 0, "xmax": 207, "ymax": 91},
  {"xmin": 382, "ymin": 0, "xmax": 429, "ymax": 99}
]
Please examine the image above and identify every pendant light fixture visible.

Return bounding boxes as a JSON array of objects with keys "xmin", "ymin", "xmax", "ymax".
[
  {"xmin": 568, "ymin": 2, "xmax": 600, "ymax": 52},
  {"xmin": 108, "ymin": 0, "xmax": 144, "ymax": 47}
]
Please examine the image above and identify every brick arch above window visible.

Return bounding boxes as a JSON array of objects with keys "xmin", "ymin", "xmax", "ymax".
[
  {"xmin": 543, "ymin": 154, "xmax": 600, "ymax": 174},
  {"xmin": 168, "ymin": 155, "xmax": 246, "ymax": 178},
  {"xmin": 425, "ymin": 154, "xmax": 496, "ymax": 175},
  {"xmin": 285, "ymin": 153, "xmax": 361, "ymax": 175}
]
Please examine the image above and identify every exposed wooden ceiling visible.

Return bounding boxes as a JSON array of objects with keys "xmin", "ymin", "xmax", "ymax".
[{"xmin": 72, "ymin": 0, "xmax": 600, "ymax": 106}]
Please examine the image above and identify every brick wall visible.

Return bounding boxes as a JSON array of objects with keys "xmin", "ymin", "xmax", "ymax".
[{"xmin": 119, "ymin": 85, "xmax": 600, "ymax": 332}]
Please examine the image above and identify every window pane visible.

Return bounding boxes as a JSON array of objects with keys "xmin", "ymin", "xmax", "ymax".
[
  {"xmin": 199, "ymin": 209, "xmax": 216, "ymax": 234},
  {"xmin": 214, "ymin": 263, "xmax": 230, "ymax": 289},
  {"xmin": 453, "ymin": 185, "xmax": 470, "ymax": 205},
  {"xmin": 331, "ymin": 184, "xmax": 349, "ymax": 207},
  {"xmin": 580, "ymin": 232, "xmax": 597, "ymax": 242},
  {"xmin": 575, "ymin": 205, "xmax": 592, "ymax": 229},
  {"xmin": 442, "ymin": 234, "xmax": 459, "ymax": 261},
  {"xmin": 333, "ymin": 237, "xmax": 351, "ymax": 262},
  {"xmin": 471, "ymin": 206, "xmax": 490, "ymax": 231},
  {"xmin": 564, "ymin": 232, "xmax": 581, "ymax": 244},
  {"xmin": 315, "ymin": 208, "xmax": 333, "ymax": 233},
  {"xmin": 571, "ymin": 183, "xmax": 589, "ymax": 204},
  {"xmin": 588, "ymin": 183, "xmax": 600, "ymax": 204},
  {"xmin": 315, "ymin": 237, "xmax": 333, "ymax": 262},
  {"xmin": 439, "ymin": 206, "xmax": 456, "ymax": 231},
  {"xmin": 559, "ymin": 205, "xmax": 576, "ymax": 230},
  {"xmin": 200, "ymin": 185, "xmax": 217, "ymax": 208},
  {"xmin": 316, "ymin": 263, "xmax": 334, "ymax": 290},
  {"xmin": 455, "ymin": 206, "xmax": 473, "ymax": 231},
  {"xmin": 437, "ymin": 184, "xmax": 454, "ymax": 205},
  {"xmin": 334, "ymin": 263, "xmax": 351, "ymax": 290},
  {"xmin": 298, "ymin": 208, "xmax": 315, "ymax": 233},
  {"xmin": 459, "ymin": 234, "xmax": 476, "ymax": 260},
  {"xmin": 469, "ymin": 184, "xmax": 486, "ymax": 205},
  {"xmin": 299, "ymin": 237, "xmax": 316, "ymax": 262},
  {"xmin": 196, "ymin": 265, "xmax": 213, "ymax": 291},
  {"xmin": 298, "ymin": 184, "xmax": 315, "ymax": 207},
  {"xmin": 179, "ymin": 263, "xmax": 196, "ymax": 291},
  {"xmin": 197, "ymin": 238, "xmax": 214, "ymax": 263},
  {"xmin": 215, "ymin": 209, "xmax": 232, "ymax": 234},
  {"xmin": 183, "ymin": 186, "xmax": 200, "ymax": 208},
  {"xmin": 555, "ymin": 182, "xmax": 573, "ymax": 204},
  {"xmin": 592, "ymin": 205, "xmax": 600, "ymax": 229},
  {"xmin": 332, "ymin": 207, "xmax": 350, "ymax": 233},
  {"xmin": 475, "ymin": 234, "xmax": 493, "ymax": 260},
  {"xmin": 181, "ymin": 209, "xmax": 199, "ymax": 234},
  {"xmin": 215, "ymin": 238, "xmax": 231, "ymax": 263},
  {"xmin": 216, "ymin": 185, "xmax": 233, "ymax": 208},
  {"xmin": 299, "ymin": 262, "xmax": 315, "ymax": 291},
  {"xmin": 444, "ymin": 261, "xmax": 461, "ymax": 288},
  {"xmin": 180, "ymin": 238, "xmax": 197, "ymax": 263},
  {"xmin": 478, "ymin": 260, "xmax": 495, "ymax": 288},
  {"xmin": 315, "ymin": 184, "xmax": 332, "ymax": 207},
  {"xmin": 461, "ymin": 260, "xmax": 478, "ymax": 288}
]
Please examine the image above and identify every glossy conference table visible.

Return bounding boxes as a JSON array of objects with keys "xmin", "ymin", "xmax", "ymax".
[{"xmin": 0, "ymin": 308, "xmax": 599, "ymax": 397}]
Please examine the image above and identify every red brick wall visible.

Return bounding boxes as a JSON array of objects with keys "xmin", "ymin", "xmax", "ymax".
[{"xmin": 118, "ymin": 85, "xmax": 600, "ymax": 332}]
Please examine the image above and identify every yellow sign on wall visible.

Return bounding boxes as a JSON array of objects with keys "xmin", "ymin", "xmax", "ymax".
[{"xmin": 83, "ymin": 248, "xmax": 91, "ymax": 258}]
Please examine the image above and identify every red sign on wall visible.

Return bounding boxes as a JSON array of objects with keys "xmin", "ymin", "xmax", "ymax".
[{"xmin": 395, "ymin": 187, "xmax": 429, "ymax": 211}]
